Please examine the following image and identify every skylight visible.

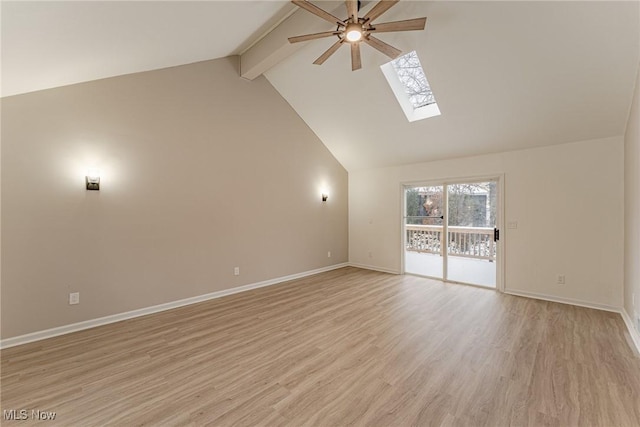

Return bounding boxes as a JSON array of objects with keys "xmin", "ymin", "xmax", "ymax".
[{"xmin": 381, "ymin": 51, "xmax": 441, "ymax": 122}]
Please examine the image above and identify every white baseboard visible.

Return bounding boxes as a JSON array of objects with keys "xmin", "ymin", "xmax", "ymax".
[
  {"xmin": 0, "ymin": 263, "xmax": 349, "ymax": 350},
  {"xmin": 504, "ymin": 289, "xmax": 621, "ymax": 313},
  {"xmin": 621, "ymin": 309, "xmax": 640, "ymax": 355},
  {"xmin": 348, "ymin": 262, "xmax": 400, "ymax": 275}
]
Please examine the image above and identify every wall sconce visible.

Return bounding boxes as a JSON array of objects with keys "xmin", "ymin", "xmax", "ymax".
[
  {"xmin": 86, "ymin": 169, "xmax": 100, "ymax": 191},
  {"xmin": 322, "ymin": 193, "xmax": 329, "ymax": 202}
]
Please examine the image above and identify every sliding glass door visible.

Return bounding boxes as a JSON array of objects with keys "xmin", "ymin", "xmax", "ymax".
[{"xmin": 404, "ymin": 179, "xmax": 499, "ymax": 288}]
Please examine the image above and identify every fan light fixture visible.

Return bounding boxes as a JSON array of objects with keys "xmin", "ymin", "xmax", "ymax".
[
  {"xmin": 345, "ymin": 24, "xmax": 362, "ymax": 42},
  {"xmin": 288, "ymin": 0, "xmax": 427, "ymax": 71}
]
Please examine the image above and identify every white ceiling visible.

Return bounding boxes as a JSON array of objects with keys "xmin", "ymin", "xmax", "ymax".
[
  {"xmin": 0, "ymin": 0, "xmax": 292, "ymax": 97},
  {"xmin": 2, "ymin": 1, "xmax": 639, "ymax": 172},
  {"xmin": 266, "ymin": 1, "xmax": 640, "ymax": 170}
]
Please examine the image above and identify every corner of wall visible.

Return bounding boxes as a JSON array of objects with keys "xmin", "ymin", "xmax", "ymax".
[{"xmin": 623, "ymin": 60, "xmax": 640, "ymax": 337}]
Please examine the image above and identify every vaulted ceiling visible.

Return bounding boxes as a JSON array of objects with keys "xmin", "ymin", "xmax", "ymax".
[
  {"xmin": 266, "ymin": 1, "xmax": 640, "ymax": 170},
  {"xmin": 2, "ymin": 1, "xmax": 639, "ymax": 171}
]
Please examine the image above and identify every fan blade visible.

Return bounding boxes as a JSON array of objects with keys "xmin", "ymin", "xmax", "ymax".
[
  {"xmin": 289, "ymin": 31, "xmax": 340, "ymax": 43},
  {"xmin": 313, "ymin": 40, "xmax": 344, "ymax": 65},
  {"xmin": 351, "ymin": 43, "xmax": 362, "ymax": 71},
  {"xmin": 346, "ymin": 0, "xmax": 358, "ymax": 20},
  {"xmin": 368, "ymin": 17, "xmax": 426, "ymax": 33},
  {"xmin": 363, "ymin": 0, "xmax": 399, "ymax": 23},
  {"xmin": 292, "ymin": 0, "xmax": 344, "ymax": 26},
  {"xmin": 364, "ymin": 35, "xmax": 402, "ymax": 59}
]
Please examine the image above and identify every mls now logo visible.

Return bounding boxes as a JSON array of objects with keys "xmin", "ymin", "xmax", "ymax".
[{"xmin": 3, "ymin": 409, "xmax": 57, "ymax": 421}]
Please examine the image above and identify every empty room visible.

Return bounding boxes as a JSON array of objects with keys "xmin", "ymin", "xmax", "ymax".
[{"xmin": 1, "ymin": 0, "xmax": 640, "ymax": 425}]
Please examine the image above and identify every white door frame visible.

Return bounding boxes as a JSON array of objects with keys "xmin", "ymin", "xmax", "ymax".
[{"xmin": 401, "ymin": 174, "xmax": 505, "ymax": 292}]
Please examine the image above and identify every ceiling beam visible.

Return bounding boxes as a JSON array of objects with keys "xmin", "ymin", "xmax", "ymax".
[{"xmin": 240, "ymin": 1, "xmax": 347, "ymax": 80}]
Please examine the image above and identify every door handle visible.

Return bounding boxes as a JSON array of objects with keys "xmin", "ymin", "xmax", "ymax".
[{"xmin": 494, "ymin": 228, "xmax": 500, "ymax": 242}]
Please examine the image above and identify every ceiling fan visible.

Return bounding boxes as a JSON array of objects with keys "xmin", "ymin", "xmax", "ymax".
[{"xmin": 288, "ymin": 0, "xmax": 426, "ymax": 71}]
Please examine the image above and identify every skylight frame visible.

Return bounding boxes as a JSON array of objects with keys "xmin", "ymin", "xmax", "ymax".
[{"xmin": 380, "ymin": 51, "xmax": 441, "ymax": 122}]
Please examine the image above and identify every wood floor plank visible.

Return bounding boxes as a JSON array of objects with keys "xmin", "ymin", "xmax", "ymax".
[{"xmin": 2, "ymin": 267, "xmax": 639, "ymax": 426}]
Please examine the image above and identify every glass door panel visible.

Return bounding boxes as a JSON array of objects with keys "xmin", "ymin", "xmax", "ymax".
[
  {"xmin": 446, "ymin": 181, "xmax": 497, "ymax": 287},
  {"xmin": 404, "ymin": 185, "xmax": 445, "ymax": 279}
]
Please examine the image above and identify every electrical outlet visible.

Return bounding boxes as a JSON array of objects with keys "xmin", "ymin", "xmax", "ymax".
[
  {"xmin": 368, "ymin": 251, "xmax": 373, "ymax": 258},
  {"xmin": 556, "ymin": 275, "xmax": 565, "ymax": 285},
  {"xmin": 234, "ymin": 267, "xmax": 240, "ymax": 276},
  {"xmin": 507, "ymin": 221, "xmax": 518, "ymax": 229},
  {"xmin": 327, "ymin": 251, "xmax": 331, "ymax": 258},
  {"xmin": 69, "ymin": 292, "xmax": 80, "ymax": 305}
]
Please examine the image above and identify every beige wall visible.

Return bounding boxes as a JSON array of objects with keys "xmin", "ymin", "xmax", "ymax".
[
  {"xmin": 624, "ymin": 62, "xmax": 640, "ymax": 332},
  {"xmin": 350, "ymin": 136, "xmax": 624, "ymax": 309},
  {"xmin": 1, "ymin": 56, "xmax": 348, "ymax": 339}
]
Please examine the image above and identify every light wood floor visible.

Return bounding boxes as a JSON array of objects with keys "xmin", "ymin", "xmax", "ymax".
[{"xmin": 1, "ymin": 267, "xmax": 639, "ymax": 426}]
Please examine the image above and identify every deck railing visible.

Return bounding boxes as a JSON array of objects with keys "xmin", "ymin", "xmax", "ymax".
[{"xmin": 406, "ymin": 224, "xmax": 496, "ymax": 261}]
